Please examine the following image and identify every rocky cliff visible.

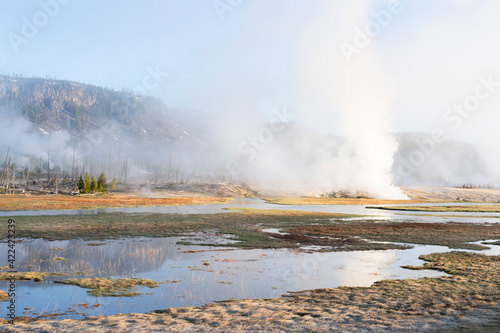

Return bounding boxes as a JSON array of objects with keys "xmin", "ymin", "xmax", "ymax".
[{"xmin": 0, "ymin": 74, "xmax": 200, "ymax": 145}]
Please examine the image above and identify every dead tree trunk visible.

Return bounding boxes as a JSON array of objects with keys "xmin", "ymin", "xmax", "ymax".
[
  {"xmin": 47, "ymin": 152, "xmax": 50, "ymax": 184},
  {"xmin": 25, "ymin": 161, "xmax": 30, "ymax": 191},
  {"xmin": 168, "ymin": 153, "xmax": 172, "ymax": 183},
  {"xmin": 12, "ymin": 163, "xmax": 16, "ymax": 193},
  {"xmin": 5, "ymin": 160, "xmax": 10, "ymax": 193},
  {"xmin": 37, "ymin": 156, "xmax": 42, "ymax": 186},
  {"xmin": 0, "ymin": 147, "xmax": 10, "ymax": 191}
]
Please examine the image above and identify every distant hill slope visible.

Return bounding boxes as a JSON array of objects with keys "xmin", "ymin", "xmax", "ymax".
[{"xmin": 0, "ymin": 74, "xmax": 202, "ymax": 145}]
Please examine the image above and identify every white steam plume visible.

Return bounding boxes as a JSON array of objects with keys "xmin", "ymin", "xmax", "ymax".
[{"xmin": 295, "ymin": 0, "xmax": 406, "ymax": 199}]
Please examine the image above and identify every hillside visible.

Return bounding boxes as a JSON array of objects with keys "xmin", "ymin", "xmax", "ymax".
[{"xmin": 0, "ymin": 75, "xmax": 201, "ymax": 145}]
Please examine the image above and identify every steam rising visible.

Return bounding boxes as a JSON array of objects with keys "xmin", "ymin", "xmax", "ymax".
[{"xmin": 290, "ymin": 0, "xmax": 405, "ymax": 198}]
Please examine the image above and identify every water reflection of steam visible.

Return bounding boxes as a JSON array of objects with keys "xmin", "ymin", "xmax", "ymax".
[{"xmin": 333, "ymin": 251, "xmax": 398, "ymax": 286}]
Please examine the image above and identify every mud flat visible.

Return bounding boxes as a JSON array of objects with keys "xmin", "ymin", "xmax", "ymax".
[{"xmin": 1, "ymin": 251, "xmax": 499, "ymax": 332}]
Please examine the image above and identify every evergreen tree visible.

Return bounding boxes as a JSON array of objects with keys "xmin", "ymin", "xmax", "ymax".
[
  {"xmin": 90, "ymin": 175, "xmax": 97, "ymax": 193},
  {"xmin": 97, "ymin": 172, "xmax": 108, "ymax": 192},
  {"xmin": 111, "ymin": 177, "xmax": 118, "ymax": 190},
  {"xmin": 84, "ymin": 172, "xmax": 91, "ymax": 193},
  {"xmin": 77, "ymin": 176, "xmax": 85, "ymax": 193}
]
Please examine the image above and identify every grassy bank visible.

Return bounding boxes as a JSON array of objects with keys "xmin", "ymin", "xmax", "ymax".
[
  {"xmin": 0, "ymin": 194, "xmax": 230, "ymax": 211},
  {"xmin": 265, "ymin": 197, "xmax": 432, "ymax": 205}
]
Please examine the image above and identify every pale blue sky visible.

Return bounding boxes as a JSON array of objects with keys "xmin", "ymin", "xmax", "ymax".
[{"xmin": 2, "ymin": 0, "xmax": 500, "ymax": 140}]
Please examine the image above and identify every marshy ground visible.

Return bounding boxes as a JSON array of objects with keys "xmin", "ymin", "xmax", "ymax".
[
  {"xmin": 4, "ymin": 208, "xmax": 500, "ymax": 251},
  {"xmin": 0, "ymin": 189, "xmax": 499, "ymax": 332}
]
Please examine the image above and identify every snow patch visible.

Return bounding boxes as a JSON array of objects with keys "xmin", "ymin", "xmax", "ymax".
[{"xmin": 38, "ymin": 127, "xmax": 49, "ymax": 135}]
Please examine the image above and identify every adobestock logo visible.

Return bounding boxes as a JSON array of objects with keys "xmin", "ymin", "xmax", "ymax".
[
  {"xmin": 8, "ymin": 0, "xmax": 71, "ymax": 54},
  {"xmin": 397, "ymin": 74, "xmax": 500, "ymax": 179},
  {"xmin": 225, "ymin": 107, "xmax": 295, "ymax": 177},
  {"xmin": 133, "ymin": 65, "xmax": 169, "ymax": 96},
  {"xmin": 213, "ymin": 0, "xmax": 243, "ymax": 21},
  {"xmin": 442, "ymin": 75, "xmax": 500, "ymax": 130},
  {"xmin": 340, "ymin": 0, "xmax": 403, "ymax": 64}
]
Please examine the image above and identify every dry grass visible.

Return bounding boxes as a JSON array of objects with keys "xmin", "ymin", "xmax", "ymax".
[
  {"xmin": 0, "ymin": 194, "xmax": 230, "ymax": 211},
  {"xmin": 1, "ymin": 251, "xmax": 498, "ymax": 332},
  {"xmin": 371, "ymin": 205, "xmax": 500, "ymax": 213},
  {"xmin": 0, "ymin": 290, "xmax": 7, "ymax": 301},
  {"xmin": 0, "ymin": 271, "xmax": 83, "ymax": 281},
  {"xmin": 265, "ymin": 197, "xmax": 430, "ymax": 206},
  {"xmin": 54, "ymin": 277, "xmax": 161, "ymax": 297}
]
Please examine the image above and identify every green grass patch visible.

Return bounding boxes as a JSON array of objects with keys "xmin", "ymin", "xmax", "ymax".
[
  {"xmin": 54, "ymin": 277, "xmax": 161, "ymax": 297},
  {"xmin": 482, "ymin": 240, "xmax": 500, "ymax": 246}
]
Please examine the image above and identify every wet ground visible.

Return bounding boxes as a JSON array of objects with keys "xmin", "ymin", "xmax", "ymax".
[
  {"xmin": 0, "ymin": 198, "xmax": 499, "ymax": 323},
  {"xmin": 1, "ymin": 235, "xmax": 499, "ymax": 320}
]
